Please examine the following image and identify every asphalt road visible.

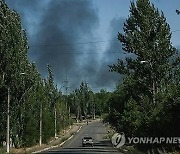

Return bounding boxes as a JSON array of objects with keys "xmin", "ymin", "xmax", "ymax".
[{"xmin": 42, "ymin": 120, "xmax": 122, "ymax": 154}]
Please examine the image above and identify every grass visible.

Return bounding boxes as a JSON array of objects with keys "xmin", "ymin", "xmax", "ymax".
[
  {"xmin": 0, "ymin": 147, "xmax": 6, "ymax": 154},
  {"xmin": 103, "ymin": 124, "xmax": 115, "ymax": 140}
]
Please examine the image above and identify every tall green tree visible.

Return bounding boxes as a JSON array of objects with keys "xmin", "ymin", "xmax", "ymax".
[
  {"xmin": 79, "ymin": 82, "xmax": 91, "ymax": 119},
  {"xmin": 69, "ymin": 82, "xmax": 92, "ymax": 121},
  {"xmin": 0, "ymin": 0, "xmax": 30, "ymax": 145},
  {"xmin": 110, "ymin": 0, "xmax": 176, "ymax": 106},
  {"xmin": 0, "ymin": 0, "xmax": 72, "ymax": 148},
  {"xmin": 108, "ymin": 0, "xmax": 179, "ymax": 142},
  {"xmin": 94, "ymin": 89, "xmax": 111, "ymax": 116}
]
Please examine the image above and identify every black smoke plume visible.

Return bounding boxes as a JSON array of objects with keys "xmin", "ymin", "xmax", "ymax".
[{"xmin": 6, "ymin": 0, "xmax": 126, "ymax": 92}]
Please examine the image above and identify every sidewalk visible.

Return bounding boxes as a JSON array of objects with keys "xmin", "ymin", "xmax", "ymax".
[{"xmin": 11, "ymin": 123, "xmax": 83, "ymax": 153}]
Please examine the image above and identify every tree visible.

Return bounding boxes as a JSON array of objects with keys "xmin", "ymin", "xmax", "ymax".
[
  {"xmin": 94, "ymin": 89, "xmax": 111, "ymax": 116},
  {"xmin": 0, "ymin": 0, "xmax": 72, "ymax": 148},
  {"xmin": 69, "ymin": 82, "xmax": 92, "ymax": 121},
  {"xmin": 78, "ymin": 82, "xmax": 91, "ymax": 119},
  {"xmin": 0, "ymin": 0, "xmax": 30, "ymax": 147},
  {"xmin": 110, "ymin": 0, "xmax": 175, "ymax": 106},
  {"xmin": 108, "ymin": 0, "xmax": 179, "ymax": 146},
  {"xmin": 71, "ymin": 89, "xmax": 82, "ymax": 122}
]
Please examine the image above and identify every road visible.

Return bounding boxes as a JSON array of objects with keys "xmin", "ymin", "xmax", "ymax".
[{"xmin": 41, "ymin": 120, "xmax": 122, "ymax": 154}]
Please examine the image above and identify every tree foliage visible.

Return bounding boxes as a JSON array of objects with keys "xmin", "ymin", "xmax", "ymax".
[
  {"xmin": 107, "ymin": 0, "xmax": 180, "ymax": 150},
  {"xmin": 0, "ymin": 0, "xmax": 70, "ymax": 147}
]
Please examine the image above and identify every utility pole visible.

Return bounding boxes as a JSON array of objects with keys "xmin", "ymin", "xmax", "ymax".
[{"xmin": 7, "ymin": 87, "xmax": 10, "ymax": 153}]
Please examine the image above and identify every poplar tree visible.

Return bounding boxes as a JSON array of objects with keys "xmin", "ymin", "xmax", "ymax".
[
  {"xmin": 108, "ymin": 0, "xmax": 179, "ymax": 140},
  {"xmin": 110, "ymin": 0, "xmax": 176, "ymax": 105},
  {"xmin": 0, "ymin": 0, "xmax": 29, "ymax": 143}
]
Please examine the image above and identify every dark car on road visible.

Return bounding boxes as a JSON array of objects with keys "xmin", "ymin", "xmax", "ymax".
[{"xmin": 82, "ymin": 136, "xmax": 94, "ymax": 147}]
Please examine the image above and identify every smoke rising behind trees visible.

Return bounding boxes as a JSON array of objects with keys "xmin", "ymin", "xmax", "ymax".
[{"xmin": 6, "ymin": 0, "xmax": 126, "ymax": 92}]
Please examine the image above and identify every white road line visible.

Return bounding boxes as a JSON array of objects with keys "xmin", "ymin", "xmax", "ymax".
[{"xmin": 77, "ymin": 126, "xmax": 82, "ymax": 132}]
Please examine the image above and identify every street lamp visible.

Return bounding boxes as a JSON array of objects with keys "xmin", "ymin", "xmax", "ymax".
[
  {"xmin": 140, "ymin": 61, "xmax": 148, "ymax": 64},
  {"xmin": 7, "ymin": 87, "xmax": 10, "ymax": 153},
  {"xmin": 6, "ymin": 72, "xmax": 25, "ymax": 153},
  {"xmin": 40, "ymin": 102, "xmax": 42, "ymax": 146}
]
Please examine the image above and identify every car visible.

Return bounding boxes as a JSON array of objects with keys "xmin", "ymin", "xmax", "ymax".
[{"xmin": 82, "ymin": 136, "xmax": 94, "ymax": 147}]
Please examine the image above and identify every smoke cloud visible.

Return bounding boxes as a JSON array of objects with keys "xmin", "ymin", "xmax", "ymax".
[
  {"xmin": 94, "ymin": 18, "xmax": 126, "ymax": 88},
  {"xmin": 6, "ymin": 0, "xmax": 126, "ymax": 92}
]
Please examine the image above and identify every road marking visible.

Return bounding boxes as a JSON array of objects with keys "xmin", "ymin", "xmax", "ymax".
[{"xmin": 77, "ymin": 126, "xmax": 82, "ymax": 132}]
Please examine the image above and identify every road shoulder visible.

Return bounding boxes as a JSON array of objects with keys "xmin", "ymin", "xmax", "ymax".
[{"xmin": 11, "ymin": 123, "xmax": 82, "ymax": 153}]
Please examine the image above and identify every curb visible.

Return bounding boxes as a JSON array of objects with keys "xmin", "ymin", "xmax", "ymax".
[{"xmin": 33, "ymin": 125, "xmax": 83, "ymax": 153}]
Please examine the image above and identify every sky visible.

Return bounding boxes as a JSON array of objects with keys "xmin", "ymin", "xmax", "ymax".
[{"xmin": 5, "ymin": 0, "xmax": 180, "ymax": 93}]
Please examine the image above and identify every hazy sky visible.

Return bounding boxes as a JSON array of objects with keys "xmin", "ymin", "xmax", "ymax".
[{"xmin": 6, "ymin": 0, "xmax": 180, "ymax": 93}]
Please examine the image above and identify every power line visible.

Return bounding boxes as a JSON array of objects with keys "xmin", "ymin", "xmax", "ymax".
[
  {"xmin": 29, "ymin": 51, "xmax": 124, "ymax": 54},
  {"xmin": 172, "ymin": 30, "xmax": 180, "ymax": 33},
  {"xmin": 28, "ymin": 29, "xmax": 180, "ymax": 48},
  {"xmin": 29, "ymin": 29, "xmax": 180, "ymax": 47},
  {"xmin": 29, "ymin": 39, "xmax": 117, "ymax": 47}
]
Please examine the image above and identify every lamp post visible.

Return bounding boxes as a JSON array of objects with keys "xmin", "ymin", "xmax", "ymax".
[
  {"xmin": 140, "ymin": 60, "xmax": 156, "ymax": 105},
  {"xmin": 7, "ymin": 87, "xmax": 10, "ymax": 153},
  {"xmin": 6, "ymin": 72, "xmax": 25, "ymax": 153}
]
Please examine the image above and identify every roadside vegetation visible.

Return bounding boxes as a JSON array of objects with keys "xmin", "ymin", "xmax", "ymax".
[
  {"xmin": 0, "ymin": 0, "xmax": 109, "ymax": 150},
  {"xmin": 104, "ymin": 0, "xmax": 180, "ymax": 153},
  {"xmin": 0, "ymin": 0, "xmax": 72, "ymax": 149},
  {"xmin": 0, "ymin": 0, "xmax": 179, "ymax": 153}
]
